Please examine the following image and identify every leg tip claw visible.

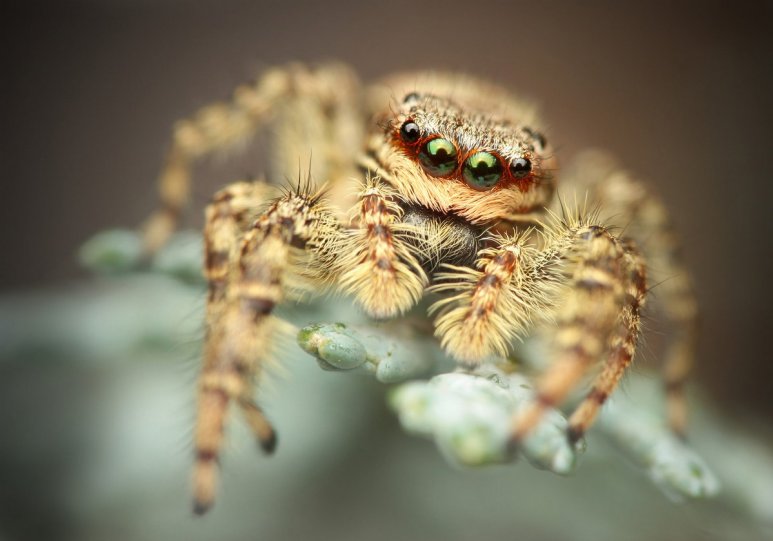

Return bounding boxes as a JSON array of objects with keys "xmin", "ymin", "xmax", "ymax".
[
  {"xmin": 566, "ymin": 426, "xmax": 584, "ymax": 446},
  {"xmin": 506, "ymin": 434, "xmax": 522, "ymax": 459},
  {"xmin": 259, "ymin": 430, "xmax": 278, "ymax": 455},
  {"xmin": 193, "ymin": 499, "xmax": 213, "ymax": 516}
]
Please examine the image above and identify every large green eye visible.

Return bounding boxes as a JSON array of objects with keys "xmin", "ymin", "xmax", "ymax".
[
  {"xmin": 418, "ymin": 138, "xmax": 458, "ymax": 176},
  {"xmin": 463, "ymin": 151, "xmax": 503, "ymax": 189}
]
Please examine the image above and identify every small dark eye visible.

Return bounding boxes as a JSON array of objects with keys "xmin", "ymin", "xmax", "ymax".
[
  {"xmin": 400, "ymin": 121, "xmax": 421, "ymax": 143},
  {"xmin": 522, "ymin": 127, "xmax": 547, "ymax": 151},
  {"xmin": 419, "ymin": 137, "xmax": 458, "ymax": 176},
  {"xmin": 510, "ymin": 157, "xmax": 532, "ymax": 178},
  {"xmin": 463, "ymin": 151, "xmax": 503, "ymax": 189},
  {"xmin": 403, "ymin": 92, "xmax": 420, "ymax": 103}
]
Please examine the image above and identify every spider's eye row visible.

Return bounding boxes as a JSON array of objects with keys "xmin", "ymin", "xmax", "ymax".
[
  {"xmin": 399, "ymin": 120, "xmax": 421, "ymax": 143},
  {"xmin": 419, "ymin": 137, "xmax": 458, "ymax": 176},
  {"xmin": 463, "ymin": 151, "xmax": 503, "ymax": 189},
  {"xmin": 510, "ymin": 157, "xmax": 532, "ymax": 178},
  {"xmin": 400, "ymin": 126, "xmax": 532, "ymax": 185}
]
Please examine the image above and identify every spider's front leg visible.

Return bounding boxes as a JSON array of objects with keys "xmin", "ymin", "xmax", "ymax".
[
  {"xmin": 336, "ymin": 178, "xmax": 430, "ymax": 318},
  {"xmin": 430, "ymin": 218, "xmax": 647, "ymax": 447},
  {"xmin": 193, "ymin": 176, "xmax": 440, "ymax": 514},
  {"xmin": 429, "ymin": 230, "xmax": 541, "ymax": 366},
  {"xmin": 563, "ymin": 240, "xmax": 647, "ymax": 443},
  {"xmin": 194, "ymin": 181, "xmax": 341, "ymax": 514},
  {"xmin": 336, "ymin": 177, "xmax": 485, "ymax": 318}
]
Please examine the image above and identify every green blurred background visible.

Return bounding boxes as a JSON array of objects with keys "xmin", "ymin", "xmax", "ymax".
[{"xmin": 2, "ymin": 1, "xmax": 772, "ymax": 540}]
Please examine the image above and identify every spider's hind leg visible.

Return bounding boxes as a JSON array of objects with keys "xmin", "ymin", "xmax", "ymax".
[{"xmin": 143, "ymin": 62, "xmax": 362, "ymax": 254}]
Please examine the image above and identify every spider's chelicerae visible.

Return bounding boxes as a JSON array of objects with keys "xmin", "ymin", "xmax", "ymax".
[{"xmin": 140, "ymin": 63, "xmax": 697, "ymax": 514}]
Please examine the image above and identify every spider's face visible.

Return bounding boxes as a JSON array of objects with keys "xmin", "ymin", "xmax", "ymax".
[{"xmin": 367, "ymin": 89, "xmax": 557, "ymax": 225}]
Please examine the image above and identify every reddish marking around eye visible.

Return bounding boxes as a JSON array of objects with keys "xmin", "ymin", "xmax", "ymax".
[{"xmin": 390, "ymin": 122, "xmax": 535, "ymax": 192}]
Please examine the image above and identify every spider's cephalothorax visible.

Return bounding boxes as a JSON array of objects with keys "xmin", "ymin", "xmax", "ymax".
[
  {"xmin": 140, "ymin": 63, "xmax": 697, "ymax": 514},
  {"xmin": 363, "ymin": 78, "xmax": 557, "ymax": 226}
]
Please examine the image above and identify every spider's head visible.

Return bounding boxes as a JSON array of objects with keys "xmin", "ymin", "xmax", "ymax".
[{"xmin": 367, "ymin": 81, "xmax": 557, "ymax": 225}]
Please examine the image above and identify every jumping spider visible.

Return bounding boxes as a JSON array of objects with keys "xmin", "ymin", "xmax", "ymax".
[{"xmin": 140, "ymin": 63, "xmax": 697, "ymax": 514}]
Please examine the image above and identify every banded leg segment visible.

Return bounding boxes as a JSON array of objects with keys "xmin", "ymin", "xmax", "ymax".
[
  {"xmin": 429, "ymin": 232, "xmax": 539, "ymax": 365},
  {"xmin": 337, "ymin": 178, "xmax": 428, "ymax": 318},
  {"xmin": 429, "ymin": 217, "xmax": 644, "ymax": 441},
  {"xmin": 193, "ymin": 186, "xmax": 341, "ymax": 514},
  {"xmin": 204, "ymin": 180, "xmax": 276, "ymax": 307},
  {"xmin": 142, "ymin": 62, "xmax": 361, "ymax": 254},
  {"xmin": 195, "ymin": 180, "xmax": 277, "ymax": 515},
  {"xmin": 510, "ymin": 224, "xmax": 639, "ymax": 443},
  {"xmin": 562, "ymin": 151, "xmax": 697, "ymax": 435},
  {"xmin": 566, "ymin": 241, "xmax": 647, "ymax": 443}
]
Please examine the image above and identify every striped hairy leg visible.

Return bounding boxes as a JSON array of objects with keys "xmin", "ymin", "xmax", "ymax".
[
  {"xmin": 142, "ymin": 62, "xmax": 362, "ymax": 255},
  {"xmin": 194, "ymin": 182, "xmax": 341, "ymax": 514},
  {"xmin": 430, "ymin": 214, "xmax": 646, "ymax": 446},
  {"xmin": 562, "ymin": 152, "xmax": 697, "ymax": 436},
  {"xmin": 337, "ymin": 177, "xmax": 429, "ymax": 319},
  {"xmin": 193, "ymin": 176, "xmax": 449, "ymax": 514},
  {"xmin": 509, "ymin": 223, "xmax": 645, "ymax": 444},
  {"xmin": 565, "ymin": 240, "xmax": 647, "ymax": 443}
]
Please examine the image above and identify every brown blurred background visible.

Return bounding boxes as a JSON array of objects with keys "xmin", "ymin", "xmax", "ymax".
[{"xmin": 1, "ymin": 1, "xmax": 772, "ymax": 539}]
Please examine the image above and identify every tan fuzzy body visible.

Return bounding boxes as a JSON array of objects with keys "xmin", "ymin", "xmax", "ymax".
[
  {"xmin": 361, "ymin": 72, "xmax": 557, "ymax": 225},
  {"xmin": 137, "ymin": 63, "xmax": 698, "ymax": 513}
]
